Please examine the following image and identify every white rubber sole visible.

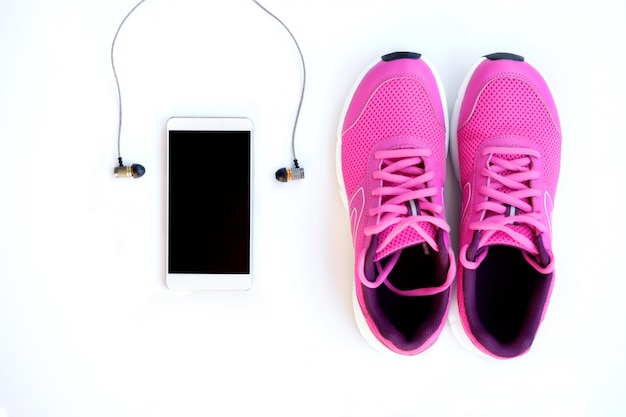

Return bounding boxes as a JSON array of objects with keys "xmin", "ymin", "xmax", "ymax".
[{"xmin": 335, "ymin": 53, "xmax": 450, "ymax": 354}]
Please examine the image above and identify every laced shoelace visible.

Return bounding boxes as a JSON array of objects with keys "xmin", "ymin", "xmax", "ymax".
[
  {"xmin": 459, "ymin": 146, "xmax": 554, "ymax": 273},
  {"xmin": 359, "ymin": 148, "xmax": 452, "ymax": 294}
]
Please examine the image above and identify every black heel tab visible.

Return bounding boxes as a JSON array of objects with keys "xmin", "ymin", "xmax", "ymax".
[
  {"xmin": 382, "ymin": 52, "xmax": 422, "ymax": 62},
  {"xmin": 485, "ymin": 52, "xmax": 524, "ymax": 62}
]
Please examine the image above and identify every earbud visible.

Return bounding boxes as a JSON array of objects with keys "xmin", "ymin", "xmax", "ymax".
[
  {"xmin": 114, "ymin": 158, "xmax": 145, "ymax": 178},
  {"xmin": 276, "ymin": 160, "xmax": 304, "ymax": 182}
]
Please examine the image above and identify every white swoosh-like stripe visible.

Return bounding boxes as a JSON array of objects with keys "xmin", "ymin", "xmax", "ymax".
[
  {"xmin": 461, "ymin": 182, "xmax": 471, "ymax": 221},
  {"xmin": 544, "ymin": 191, "xmax": 554, "ymax": 232},
  {"xmin": 349, "ymin": 187, "xmax": 365, "ymax": 246}
]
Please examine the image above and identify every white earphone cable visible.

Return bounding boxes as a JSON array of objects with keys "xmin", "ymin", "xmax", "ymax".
[
  {"xmin": 111, "ymin": 0, "xmax": 306, "ymax": 169},
  {"xmin": 251, "ymin": 0, "xmax": 306, "ymax": 166},
  {"xmin": 111, "ymin": 0, "xmax": 147, "ymax": 166}
]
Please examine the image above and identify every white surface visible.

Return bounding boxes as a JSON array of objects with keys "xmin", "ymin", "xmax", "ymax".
[{"xmin": 0, "ymin": 0, "xmax": 624, "ymax": 416}]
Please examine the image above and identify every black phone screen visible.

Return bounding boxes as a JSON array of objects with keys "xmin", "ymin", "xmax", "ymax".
[{"xmin": 168, "ymin": 130, "xmax": 251, "ymax": 274}]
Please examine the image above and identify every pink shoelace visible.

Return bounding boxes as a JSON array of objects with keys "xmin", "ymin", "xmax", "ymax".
[
  {"xmin": 358, "ymin": 148, "xmax": 454, "ymax": 296},
  {"xmin": 459, "ymin": 146, "xmax": 554, "ymax": 274}
]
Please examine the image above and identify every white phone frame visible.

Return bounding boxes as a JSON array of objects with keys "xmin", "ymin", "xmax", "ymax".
[{"xmin": 165, "ymin": 117, "xmax": 253, "ymax": 290}]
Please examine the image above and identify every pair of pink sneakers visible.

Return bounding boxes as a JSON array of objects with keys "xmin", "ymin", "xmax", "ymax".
[{"xmin": 337, "ymin": 52, "xmax": 561, "ymax": 359}]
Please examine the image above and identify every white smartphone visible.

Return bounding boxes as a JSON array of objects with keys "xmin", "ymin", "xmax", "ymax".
[{"xmin": 165, "ymin": 117, "xmax": 253, "ymax": 290}]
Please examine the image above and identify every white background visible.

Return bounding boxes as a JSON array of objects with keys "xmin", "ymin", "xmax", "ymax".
[{"xmin": 1, "ymin": 0, "xmax": 624, "ymax": 416}]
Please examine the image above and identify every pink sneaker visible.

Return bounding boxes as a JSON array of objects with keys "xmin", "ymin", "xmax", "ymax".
[
  {"xmin": 450, "ymin": 53, "xmax": 562, "ymax": 358},
  {"xmin": 337, "ymin": 52, "xmax": 456, "ymax": 355}
]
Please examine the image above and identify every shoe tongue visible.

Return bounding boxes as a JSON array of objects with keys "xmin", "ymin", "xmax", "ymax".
[
  {"xmin": 468, "ymin": 227, "xmax": 551, "ymax": 272},
  {"xmin": 373, "ymin": 200, "xmax": 436, "ymax": 262}
]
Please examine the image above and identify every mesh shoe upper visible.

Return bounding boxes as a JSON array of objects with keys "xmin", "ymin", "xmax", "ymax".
[{"xmin": 338, "ymin": 53, "xmax": 455, "ymax": 355}]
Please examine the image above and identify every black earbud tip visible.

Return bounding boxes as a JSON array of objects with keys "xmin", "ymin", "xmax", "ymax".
[
  {"xmin": 131, "ymin": 164, "xmax": 145, "ymax": 178},
  {"xmin": 275, "ymin": 168, "xmax": 288, "ymax": 182}
]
